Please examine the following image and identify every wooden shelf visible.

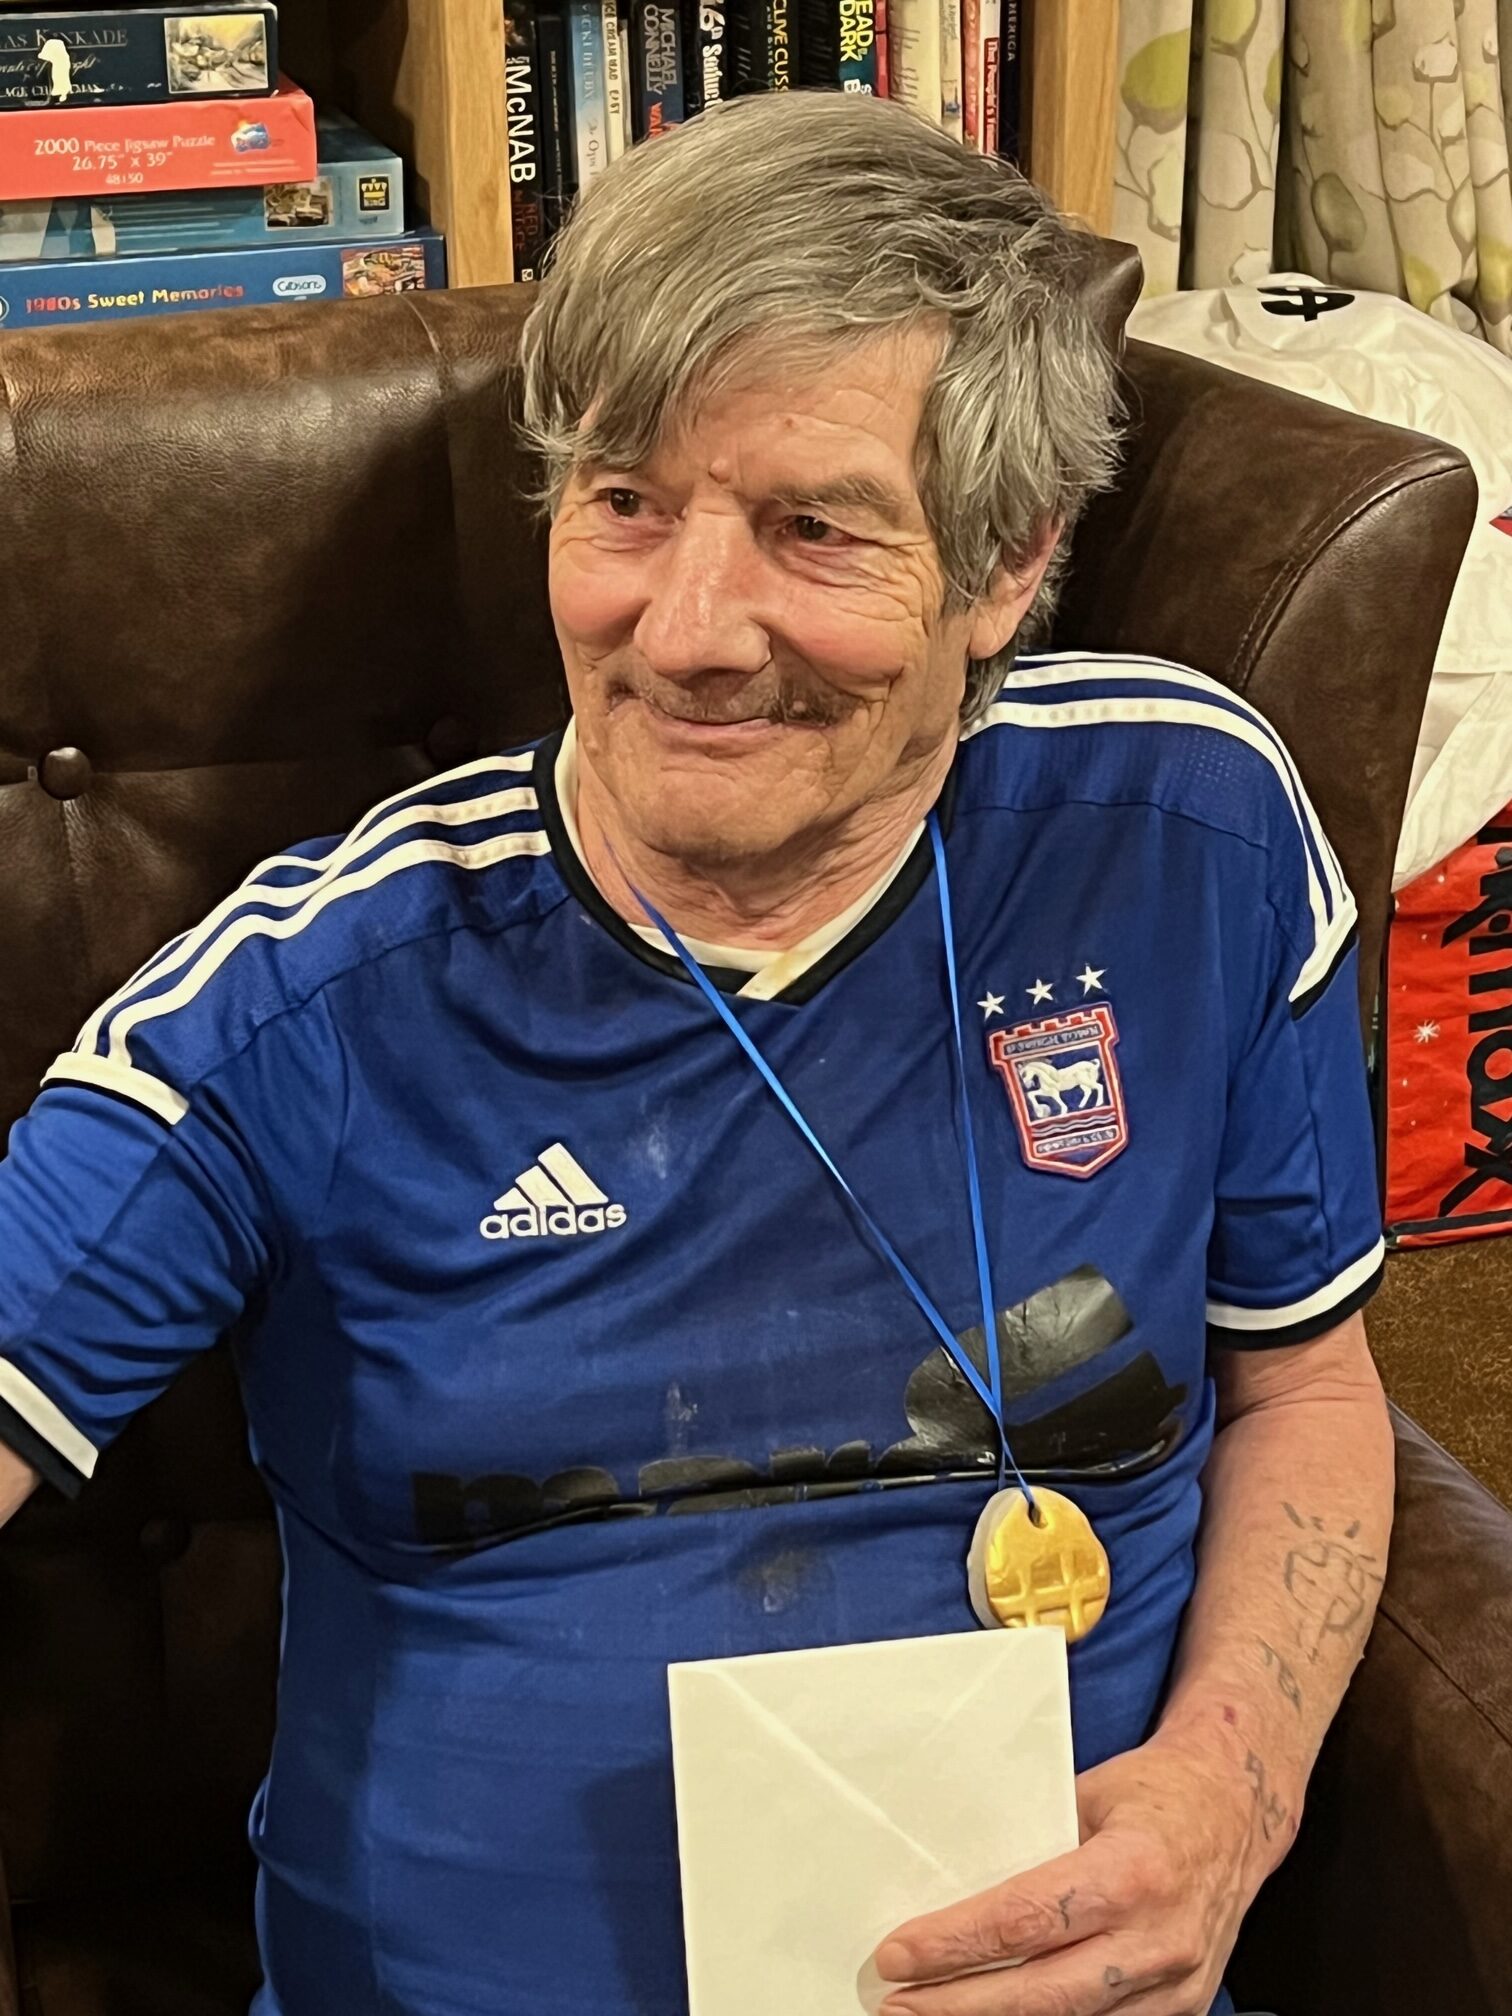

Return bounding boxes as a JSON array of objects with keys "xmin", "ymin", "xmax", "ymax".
[
  {"xmin": 289, "ymin": 0, "xmax": 1123, "ymax": 287},
  {"xmin": 1022, "ymin": 0, "xmax": 1120, "ymax": 235}
]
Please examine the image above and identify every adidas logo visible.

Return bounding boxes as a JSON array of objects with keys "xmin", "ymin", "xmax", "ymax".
[{"xmin": 479, "ymin": 1143, "xmax": 628, "ymax": 1242}]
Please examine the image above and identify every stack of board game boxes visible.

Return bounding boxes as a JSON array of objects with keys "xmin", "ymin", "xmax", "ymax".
[
  {"xmin": 506, "ymin": 0, "xmax": 1026, "ymax": 282},
  {"xmin": 0, "ymin": 5, "xmax": 447, "ymax": 328}
]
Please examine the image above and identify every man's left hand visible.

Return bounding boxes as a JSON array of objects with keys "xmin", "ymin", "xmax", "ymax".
[{"xmin": 873, "ymin": 1729, "xmax": 1270, "ymax": 2015}]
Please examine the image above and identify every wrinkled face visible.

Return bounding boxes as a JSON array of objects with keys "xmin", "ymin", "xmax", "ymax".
[{"xmin": 548, "ymin": 328, "xmax": 1034, "ymax": 868}]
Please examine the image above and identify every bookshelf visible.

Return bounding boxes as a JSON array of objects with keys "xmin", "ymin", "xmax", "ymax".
[
  {"xmin": 290, "ymin": 0, "xmax": 1122, "ymax": 286},
  {"xmin": 1022, "ymin": 0, "xmax": 1119, "ymax": 237}
]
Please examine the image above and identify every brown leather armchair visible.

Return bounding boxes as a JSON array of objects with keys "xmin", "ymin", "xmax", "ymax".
[{"xmin": 0, "ymin": 284, "xmax": 1508, "ymax": 2016}]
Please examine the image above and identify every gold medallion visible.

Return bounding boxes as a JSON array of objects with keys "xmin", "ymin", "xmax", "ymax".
[{"xmin": 966, "ymin": 1487, "xmax": 1111, "ymax": 1644}]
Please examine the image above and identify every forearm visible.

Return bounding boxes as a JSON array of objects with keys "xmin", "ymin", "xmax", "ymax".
[{"xmin": 1154, "ymin": 1315, "xmax": 1395, "ymax": 1892}]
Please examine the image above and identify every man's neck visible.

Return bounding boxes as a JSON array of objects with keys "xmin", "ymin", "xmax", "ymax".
[{"xmin": 572, "ymin": 738, "xmax": 957, "ymax": 953}]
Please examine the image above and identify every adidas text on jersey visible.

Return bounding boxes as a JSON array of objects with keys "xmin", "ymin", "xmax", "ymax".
[{"xmin": 480, "ymin": 1143, "xmax": 628, "ymax": 1241}]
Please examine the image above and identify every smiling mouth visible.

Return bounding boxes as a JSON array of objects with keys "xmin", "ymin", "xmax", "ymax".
[{"xmin": 616, "ymin": 688, "xmax": 843, "ymax": 733}]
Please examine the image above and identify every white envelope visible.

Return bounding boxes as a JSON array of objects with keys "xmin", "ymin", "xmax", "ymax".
[{"xmin": 669, "ymin": 1627, "xmax": 1079, "ymax": 2015}]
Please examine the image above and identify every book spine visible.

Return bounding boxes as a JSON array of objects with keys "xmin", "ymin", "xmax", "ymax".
[
  {"xmin": 698, "ymin": 0, "xmax": 728, "ymax": 108},
  {"xmin": 887, "ymin": 0, "xmax": 939, "ymax": 124},
  {"xmin": 727, "ymin": 0, "xmax": 755, "ymax": 92},
  {"xmin": 632, "ymin": 0, "xmax": 684, "ymax": 136},
  {"xmin": 872, "ymin": 0, "xmax": 887, "ymax": 92},
  {"xmin": 535, "ymin": 4, "xmax": 576, "ymax": 240},
  {"xmin": 567, "ymin": 0, "xmax": 609, "ymax": 187},
  {"xmin": 504, "ymin": 0, "xmax": 548, "ymax": 280},
  {"xmin": 602, "ymin": 0, "xmax": 627, "ymax": 158},
  {"xmin": 962, "ymin": 0, "xmax": 978, "ymax": 145},
  {"xmin": 997, "ymin": 0, "xmax": 1020, "ymax": 162},
  {"xmin": 939, "ymin": 0, "xmax": 962, "ymax": 137},
  {"xmin": 978, "ymin": 0, "xmax": 999, "ymax": 154},
  {"xmin": 769, "ymin": 0, "xmax": 797, "ymax": 89},
  {"xmin": 618, "ymin": 12, "xmax": 633, "ymax": 146},
  {"xmin": 837, "ymin": 0, "xmax": 876, "ymax": 91}
]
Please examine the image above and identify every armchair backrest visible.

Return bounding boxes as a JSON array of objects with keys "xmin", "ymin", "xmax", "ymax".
[{"xmin": 0, "ymin": 283, "xmax": 1476, "ymax": 1988}]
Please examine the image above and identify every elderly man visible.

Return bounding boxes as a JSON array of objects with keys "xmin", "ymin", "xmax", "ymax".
[{"xmin": 0, "ymin": 92, "xmax": 1390, "ymax": 2016}]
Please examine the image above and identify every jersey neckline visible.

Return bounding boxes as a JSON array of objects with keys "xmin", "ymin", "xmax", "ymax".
[{"xmin": 532, "ymin": 725, "xmax": 956, "ymax": 1005}]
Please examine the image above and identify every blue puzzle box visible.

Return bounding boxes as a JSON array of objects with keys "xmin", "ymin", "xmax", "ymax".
[
  {"xmin": 0, "ymin": 224, "xmax": 445, "ymax": 326},
  {"xmin": 0, "ymin": 107, "xmax": 404, "ymax": 259}
]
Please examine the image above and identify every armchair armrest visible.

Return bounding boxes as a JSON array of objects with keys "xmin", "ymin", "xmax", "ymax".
[{"xmin": 1231, "ymin": 1406, "xmax": 1512, "ymax": 2014}]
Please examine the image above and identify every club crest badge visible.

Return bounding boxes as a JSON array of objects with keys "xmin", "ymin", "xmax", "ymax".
[{"xmin": 988, "ymin": 1002, "xmax": 1129, "ymax": 1179}]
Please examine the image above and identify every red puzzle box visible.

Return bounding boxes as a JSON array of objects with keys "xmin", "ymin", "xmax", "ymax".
[{"xmin": 0, "ymin": 72, "xmax": 316, "ymax": 199}]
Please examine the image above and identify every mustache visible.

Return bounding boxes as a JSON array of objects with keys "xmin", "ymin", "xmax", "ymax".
[{"xmin": 611, "ymin": 673, "xmax": 853, "ymax": 729}]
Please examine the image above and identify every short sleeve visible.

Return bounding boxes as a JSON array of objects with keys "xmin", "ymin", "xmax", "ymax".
[
  {"xmin": 0, "ymin": 987, "xmax": 341, "ymax": 1497},
  {"xmin": 1205, "ymin": 813, "xmax": 1384, "ymax": 1349}
]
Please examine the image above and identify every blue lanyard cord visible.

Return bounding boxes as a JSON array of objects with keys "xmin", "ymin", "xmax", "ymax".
[{"xmin": 630, "ymin": 810, "xmax": 1034, "ymax": 1511}]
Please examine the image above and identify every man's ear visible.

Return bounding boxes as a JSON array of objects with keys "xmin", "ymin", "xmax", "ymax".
[{"xmin": 966, "ymin": 521, "xmax": 1063, "ymax": 663}]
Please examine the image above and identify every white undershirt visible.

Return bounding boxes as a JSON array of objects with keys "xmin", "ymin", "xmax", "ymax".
[{"xmin": 553, "ymin": 719, "xmax": 923, "ymax": 1000}]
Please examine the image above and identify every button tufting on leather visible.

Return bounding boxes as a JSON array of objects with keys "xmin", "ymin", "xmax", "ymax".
[{"xmin": 39, "ymin": 747, "xmax": 93, "ymax": 800}]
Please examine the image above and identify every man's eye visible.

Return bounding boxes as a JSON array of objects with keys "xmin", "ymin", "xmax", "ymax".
[
  {"xmin": 601, "ymin": 488, "xmax": 642, "ymax": 519},
  {"xmin": 788, "ymin": 515, "xmax": 838, "ymax": 545}
]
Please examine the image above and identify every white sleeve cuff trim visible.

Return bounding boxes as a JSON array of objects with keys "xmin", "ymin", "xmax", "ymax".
[
  {"xmin": 0, "ymin": 1360, "xmax": 98, "ymax": 1479},
  {"xmin": 43, "ymin": 1052, "xmax": 189, "ymax": 1127},
  {"xmin": 1206, "ymin": 1237, "xmax": 1385, "ymax": 1333}
]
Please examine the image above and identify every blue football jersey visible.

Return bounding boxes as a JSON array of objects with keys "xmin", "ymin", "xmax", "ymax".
[{"xmin": 0, "ymin": 654, "xmax": 1383, "ymax": 2016}]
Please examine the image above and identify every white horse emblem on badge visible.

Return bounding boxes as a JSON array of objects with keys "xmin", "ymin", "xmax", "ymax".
[{"xmin": 988, "ymin": 1003, "xmax": 1129, "ymax": 1179}]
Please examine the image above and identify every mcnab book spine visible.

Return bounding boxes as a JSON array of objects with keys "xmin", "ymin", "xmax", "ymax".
[
  {"xmin": 631, "ymin": 0, "xmax": 684, "ymax": 135},
  {"xmin": 997, "ymin": 0, "xmax": 1020, "ymax": 161},
  {"xmin": 504, "ymin": 0, "xmax": 547, "ymax": 280},
  {"xmin": 886, "ymin": 0, "xmax": 939, "ymax": 124},
  {"xmin": 938, "ymin": 0, "xmax": 962, "ymax": 137},
  {"xmin": 567, "ymin": 0, "xmax": 609, "ymax": 187},
  {"xmin": 798, "ymin": 0, "xmax": 874, "ymax": 92}
]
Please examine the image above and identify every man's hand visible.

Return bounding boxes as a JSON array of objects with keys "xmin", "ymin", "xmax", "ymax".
[{"xmin": 873, "ymin": 1727, "xmax": 1268, "ymax": 2015}]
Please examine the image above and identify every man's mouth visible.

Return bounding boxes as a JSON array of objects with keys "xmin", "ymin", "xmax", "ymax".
[{"xmin": 613, "ymin": 686, "xmax": 844, "ymax": 733}]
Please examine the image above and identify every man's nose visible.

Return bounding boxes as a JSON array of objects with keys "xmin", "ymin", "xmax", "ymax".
[{"xmin": 633, "ymin": 512, "xmax": 771, "ymax": 679}]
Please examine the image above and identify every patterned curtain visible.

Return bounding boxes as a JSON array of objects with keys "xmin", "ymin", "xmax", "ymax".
[{"xmin": 1111, "ymin": 0, "xmax": 1512, "ymax": 355}]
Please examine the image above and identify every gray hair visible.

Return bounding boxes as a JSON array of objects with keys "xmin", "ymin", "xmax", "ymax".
[{"xmin": 518, "ymin": 89, "xmax": 1124, "ymax": 724}]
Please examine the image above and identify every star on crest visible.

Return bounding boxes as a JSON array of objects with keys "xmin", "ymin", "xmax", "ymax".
[
  {"xmin": 1413, "ymin": 1020, "xmax": 1441, "ymax": 1044},
  {"xmin": 1027, "ymin": 978, "xmax": 1054, "ymax": 1006},
  {"xmin": 978, "ymin": 992, "xmax": 1005, "ymax": 1020},
  {"xmin": 1077, "ymin": 964, "xmax": 1107, "ymax": 995}
]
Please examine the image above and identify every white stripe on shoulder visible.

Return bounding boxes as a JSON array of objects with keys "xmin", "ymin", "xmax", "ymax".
[
  {"xmin": 42, "ymin": 1051, "xmax": 189, "ymax": 1127},
  {"xmin": 1206, "ymin": 1238, "xmax": 1385, "ymax": 1333},
  {"xmin": 106, "ymin": 828, "xmax": 552, "ymax": 1071},
  {"xmin": 0, "ymin": 1359, "xmax": 98, "ymax": 1480},
  {"xmin": 76, "ymin": 765, "xmax": 538, "ymax": 1058},
  {"xmin": 1003, "ymin": 654, "xmax": 1349, "ymax": 918},
  {"xmin": 969, "ymin": 686, "xmax": 1354, "ymax": 1001}
]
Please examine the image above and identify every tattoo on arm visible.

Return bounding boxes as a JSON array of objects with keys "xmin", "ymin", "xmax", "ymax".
[
  {"xmin": 1243, "ymin": 1750, "xmax": 1289, "ymax": 1844},
  {"xmin": 1257, "ymin": 1636, "xmax": 1303, "ymax": 1714},
  {"xmin": 1281, "ymin": 1504, "xmax": 1382, "ymax": 1665}
]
